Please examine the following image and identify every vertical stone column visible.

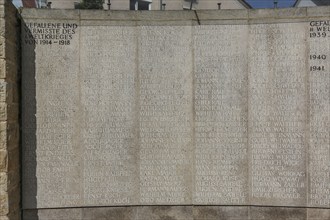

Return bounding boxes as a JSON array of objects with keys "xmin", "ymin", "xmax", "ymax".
[
  {"xmin": 193, "ymin": 23, "xmax": 249, "ymax": 205},
  {"xmin": 0, "ymin": 0, "xmax": 20, "ymax": 220},
  {"xmin": 138, "ymin": 24, "xmax": 194, "ymax": 205},
  {"xmin": 80, "ymin": 16, "xmax": 139, "ymax": 206},
  {"xmin": 21, "ymin": 10, "xmax": 80, "ymax": 208},
  {"xmin": 248, "ymin": 21, "xmax": 308, "ymax": 207},
  {"xmin": 307, "ymin": 11, "xmax": 330, "ymax": 208}
]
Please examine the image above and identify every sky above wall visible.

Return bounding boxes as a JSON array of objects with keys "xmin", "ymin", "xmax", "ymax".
[
  {"xmin": 12, "ymin": 0, "xmax": 22, "ymax": 7},
  {"xmin": 247, "ymin": 0, "xmax": 296, "ymax": 8},
  {"xmin": 12, "ymin": 0, "xmax": 299, "ymax": 9}
]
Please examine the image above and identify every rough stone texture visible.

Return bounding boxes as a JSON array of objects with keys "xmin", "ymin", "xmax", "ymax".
[
  {"xmin": 307, "ymin": 19, "xmax": 330, "ymax": 208},
  {"xmin": 0, "ymin": 0, "xmax": 20, "ymax": 220},
  {"xmin": 193, "ymin": 24, "xmax": 248, "ymax": 205},
  {"xmin": 248, "ymin": 22, "xmax": 307, "ymax": 207},
  {"xmin": 80, "ymin": 25, "xmax": 138, "ymax": 206},
  {"xmin": 138, "ymin": 25, "xmax": 193, "ymax": 206},
  {"xmin": 22, "ymin": 20, "xmax": 80, "ymax": 208},
  {"xmin": 23, "ymin": 206, "xmax": 330, "ymax": 220},
  {"xmin": 82, "ymin": 207, "xmax": 136, "ymax": 220},
  {"xmin": 136, "ymin": 206, "xmax": 193, "ymax": 220},
  {"xmin": 24, "ymin": 209, "xmax": 82, "ymax": 220},
  {"xmin": 308, "ymin": 209, "xmax": 330, "ymax": 220},
  {"xmin": 193, "ymin": 206, "xmax": 248, "ymax": 220},
  {"xmin": 20, "ymin": 6, "xmax": 330, "ymax": 217},
  {"xmin": 250, "ymin": 207, "xmax": 307, "ymax": 220}
]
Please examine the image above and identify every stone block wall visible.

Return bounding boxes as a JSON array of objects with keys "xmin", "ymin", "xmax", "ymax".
[{"xmin": 0, "ymin": 0, "xmax": 20, "ymax": 220}]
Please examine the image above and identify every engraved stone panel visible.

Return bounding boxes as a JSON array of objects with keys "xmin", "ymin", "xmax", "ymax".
[
  {"xmin": 307, "ymin": 20, "xmax": 330, "ymax": 208},
  {"xmin": 248, "ymin": 23, "xmax": 307, "ymax": 206},
  {"xmin": 21, "ymin": 9, "xmax": 330, "ymax": 210},
  {"xmin": 22, "ymin": 19, "xmax": 81, "ymax": 208},
  {"xmin": 193, "ymin": 25, "xmax": 248, "ymax": 205},
  {"xmin": 138, "ymin": 25, "xmax": 193, "ymax": 205},
  {"xmin": 80, "ymin": 25, "xmax": 139, "ymax": 206}
]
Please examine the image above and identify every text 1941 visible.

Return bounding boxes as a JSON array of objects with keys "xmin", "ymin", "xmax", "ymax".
[{"xmin": 310, "ymin": 66, "xmax": 325, "ymax": 71}]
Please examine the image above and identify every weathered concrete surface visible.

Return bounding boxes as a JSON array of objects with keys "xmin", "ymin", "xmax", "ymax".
[
  {"xmin": 0, "ymin": 0, "xmax": 20, "ymax": 220},
  {"xmin": 23, "ymin": 206, "xmax": 330, "ymax": 220},
  {"xmin": 21, "ymin": 6, "xmax": 330, "ymax": 213},
  {"xmin": 248, "ymin": 22, "xmax": 307, "ymax": 207}
]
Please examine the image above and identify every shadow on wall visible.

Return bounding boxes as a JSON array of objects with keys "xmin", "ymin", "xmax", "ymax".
[{"xmin": 20, "ymin": 18, "xmax": 37, "ymax": 220}]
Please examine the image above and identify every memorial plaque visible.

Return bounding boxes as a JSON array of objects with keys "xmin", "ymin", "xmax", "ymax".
[
  {"xmin": 193, "ymin": 25, "xmax": 248, "ymax": 205},
  {"xmin": 21, "ymin": 9, "xmax": 330, "ymax": 210},
  {"xmin": 80, "ymin": 25, "xmax": 138, "ymax": 206},
  {"xmin": 248, "ymin": 23, "xmax": 307, "ymax": 206},
  {"xmin": 22, "ymin": 19, "xmax": 81, "ymax": 208},
  {"xmin": 308, "ymin": 20, "xmax": 330, "ymax": 208},
  {"xmin": 138, "ymin": 25, "xmax": 193, "ymax": 205}
]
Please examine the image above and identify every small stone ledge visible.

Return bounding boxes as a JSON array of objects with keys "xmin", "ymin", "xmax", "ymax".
[{"xmin": 23, "ymin": 206, "xmax": 330, "ymax": 220}]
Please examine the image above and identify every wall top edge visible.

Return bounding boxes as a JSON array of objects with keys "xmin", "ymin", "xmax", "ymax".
[{"xmin": 20, "ymin": 6, "xmax": 330, "ymax": 21}]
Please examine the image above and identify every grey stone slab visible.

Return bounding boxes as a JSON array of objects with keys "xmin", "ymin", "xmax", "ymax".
[
  {"xmin": 307, "ymin": 6, "xmax": 330, "ymax": 17},
  {"xmin": 20, "ymin": 7, "xmax": 330, "ymax": 210},
  {"xmin": 136, "ymin": 206, "xmax": 193, "ymax": 220},
  {"xmin": 248, "ymin": 8, "xmax": 307, "ymax": 19},
  {"xmin": 193, "ymin": 206, "xmax": 248, "ymax": 220},
  {"xmin": 20, "ymin": 8, "xmax": 79, "ymax": 19},
  {"xmin": 138, "ymin": 25, "xmax": 194, "ymax": 205},
  {"xmin": 248, "ymin": 23, "xmax": 308, "ymax": 207},
  {"xmin": 308, "ymin": 209, "xmax": 330, "ymax": 220},
  {"xmin": 80, "ymin": 25, "xmax": 139, "ymax": 206},
  {"xmin": 79, "ymin": 10, "xmax": 196, "ymax": 21},
  {"xmin": 276, "ymin": 7, "xmax": 307, "ymax": 18},
  {"xmin": 250, "ymin": 207, "xmax": 307, "ymax": 220},
  {"xmin": 23, "ymin": 209, "xmax": 82, "ymax": 220},
  {"xmin": 248, "ymin": 18, "xmax": 309, "ymax": 25},
  {"xmin": 79, "ymin": 10, "xmax": 139, "ymax": 21},
  {"xmin": 136, "ymin": 20, "xmax": 196, "ymax": 26},
  {"xmin": 23, "ymin": 207, "xmax": 330, "ymax": 220},
  {"xmin": 248, "ymin": 9, "xmax": 280, "ymax": 19},
  {"xmin": 247, "ymin": 8, "xmax": 309, "ymax": 25},
  {"xmin": 196, "ymin": 10, "xmax": 248, "ymax": 20},
  {"xmin": 80, "ymin": 20, "xmax": 137, "ymax": 27},
  {"xmin": 307, "ymin": 20, "xmax": 330, "ymax": 208},
  {"xmin": 193, "ymin": 24, "xmax": 249, "ymax": 205},
  {"xmin": 82, "ymin": 207, "xmax": 137, "ymax": 220},
  {"xmin": 22, "ymin": 17, "xmax": 81, "ymax": 209},
  {"xmin": 197, "ymin": 19, "xmax": 248, "ymax": 26},
  {"xmin": 133, "ymin": 11, "xmax": 196, "ymax": 21}
]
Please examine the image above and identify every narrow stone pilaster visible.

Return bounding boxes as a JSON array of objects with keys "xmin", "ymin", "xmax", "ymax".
[{"xmin": 0, "ymin": 0, "xmax": 20, "ymax": 219}]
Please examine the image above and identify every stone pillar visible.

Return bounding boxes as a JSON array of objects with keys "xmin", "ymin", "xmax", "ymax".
[{"xmin": 0, "ymin": 0, "xmax": 20, "ymax": 220}]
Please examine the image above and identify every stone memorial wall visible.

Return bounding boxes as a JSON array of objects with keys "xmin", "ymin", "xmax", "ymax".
[{"xmin": 21, "ymin": 7, "xmax": 330, "ymax": 219}]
